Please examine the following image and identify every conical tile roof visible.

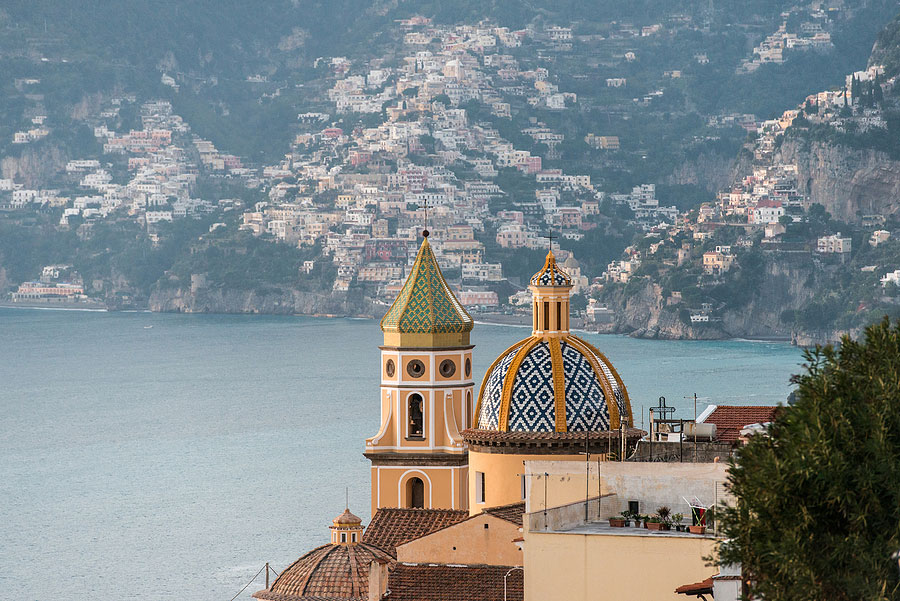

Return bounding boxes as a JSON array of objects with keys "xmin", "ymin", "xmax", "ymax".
[{"xmin": 380, "ymin": 238, "xmax": 473, "ymax": 335}]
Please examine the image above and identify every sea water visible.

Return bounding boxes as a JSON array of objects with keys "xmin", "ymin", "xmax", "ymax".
[{"xmin": 0, "ymin": 309, "xmax": 802, "ymax": 600}]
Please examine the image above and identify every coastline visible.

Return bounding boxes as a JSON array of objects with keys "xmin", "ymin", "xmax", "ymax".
[
  {"xmin": 0, "ymin": 299, "xmax": 109, "ymax": 312},
  {"xmin": 0, "ymin": 297, "xmax": 832, "ymax": 345}
]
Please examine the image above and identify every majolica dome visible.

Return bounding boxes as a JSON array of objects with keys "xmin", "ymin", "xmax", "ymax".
[
  {"xmin": 474, "ymin": 250, "xmax": 633, "ymax": 433},
  {"xmin": 475, "ymin": 335, "xmax": 631, "ymax": 432},
  {"xmin": 530, "ymin": 251, "xmax": 572, "ymax": 286}
]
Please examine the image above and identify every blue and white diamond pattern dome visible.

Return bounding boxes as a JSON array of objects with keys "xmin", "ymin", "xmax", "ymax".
[
  {"xmin": 530, "ymin": 251, "xmax": 572, "ymax": 287},
  {"xmin": 474, "ymin": 334, "xmax": 632, "ymax": 432}
]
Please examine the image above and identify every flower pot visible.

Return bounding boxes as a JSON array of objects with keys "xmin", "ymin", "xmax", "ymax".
[
  {"xmin": 609, "ymin": 518, "xmax": 626, "ymax": 528},
  {"xmin": 688, "ymin": 525, "xmax": 706, "ymax": 535},
  {"xmin": 647, "ymin": 522, "xmax": 664, "ymax": 531}
]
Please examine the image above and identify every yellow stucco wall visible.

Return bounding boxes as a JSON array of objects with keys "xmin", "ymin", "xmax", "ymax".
[
  {"xmin": 524, "ymin": 530, "xmax": 717, "ymax": 601},
  {"xmin": 396, "ymin": 513, "xmax": 522, "ymax": 566},
  {"xmin": 370, "ymin": 465, "xmax": 468, "ymax": 514},
  {"xmin": 468, "ymin": 450, "xmax": 587, "ymax": 514}
]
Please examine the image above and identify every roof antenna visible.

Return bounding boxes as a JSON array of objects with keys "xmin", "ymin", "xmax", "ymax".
[{"xmin": 422, "ymin": 198, "xmax": 429, "ymax": 238}]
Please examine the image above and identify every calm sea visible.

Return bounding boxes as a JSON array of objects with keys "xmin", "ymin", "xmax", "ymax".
[{"xmin": 0, "ymin": 308, "xmax": 802, "ymax": 600}]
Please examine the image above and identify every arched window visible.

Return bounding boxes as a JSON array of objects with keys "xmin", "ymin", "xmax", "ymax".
[
  {"xmin": 407, "ymin": 477, "xmax": 425, "ymax": 508},
  {"xmin": 543, "ymin": 301, "xmax": 550, "ymax": 330},
  {"xmin": 556, "ymin": 302, "xmax": 561, "ymax": 331},
  {"xmin": 408, "ymin": 393, "xmax": 424, "ymax": 438}
]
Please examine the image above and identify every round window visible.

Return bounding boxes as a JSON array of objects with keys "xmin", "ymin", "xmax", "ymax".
[
  {"xmin": 439, "ymin": 359, "xmax": 456, "ymax": 378},
  {"xmin": 385, "ymin": 359, "xmax": 395, "ymax": 377},
  {"xmin": 464, "ymin": 358, "xmax": 471, "ymax": 378},
  {"xmin": 407, "ymin": 359, "xmax": 426, "ymax": 378}
]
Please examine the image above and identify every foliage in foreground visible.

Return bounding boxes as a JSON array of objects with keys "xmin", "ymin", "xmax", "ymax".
[{"xmin": 717, "ymin": 317, "xmax": 900, "ymax": 601}]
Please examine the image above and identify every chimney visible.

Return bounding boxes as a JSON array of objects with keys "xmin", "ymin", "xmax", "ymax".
[{"xmin": 368, "ymin": 557, "xmax": 390, "ymax": 601}]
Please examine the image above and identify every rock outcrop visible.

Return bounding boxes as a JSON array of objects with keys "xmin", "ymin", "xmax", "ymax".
[
  {"xmin": 1, "ymin": 143, "xmax": 68, "ymax": 188},
  {"xmin": 778, "ymin": 138, "xmax": 900, "ymax": 223},
  {"xmin": 665, "ymin": 149, "xmax": 740, "ymax": 195},
  {"xmin": 593, "ymin": 259, "xmax": 826, "ymax": 342},
  {"xmin": 148, "ymin": 285, "xmax": 381, "ymax": 318}
]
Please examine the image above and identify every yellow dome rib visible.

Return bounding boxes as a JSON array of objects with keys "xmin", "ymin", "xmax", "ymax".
[{"xmin": 549, "ymin": 337, "xmax": 567, "ymax": 432}]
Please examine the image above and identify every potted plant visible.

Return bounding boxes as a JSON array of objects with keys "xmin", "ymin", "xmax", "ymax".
[
  {"xmin": 646, "ymin": 517, "xmax": 664, "ymax": 531},
  {"xmin": 672, "ymin": 513, "xmax": 685, "ymax": 532},
  {"xmin": 620, "ymin": 510, "xmax": 633, "ymax": 527},
  {"xmin": 655, "ymin": 506, "xmax": 672, "ymax": 531},
  {"xmin": 688, "ymin": 523, "xmax": 707, "ymax": 535},
  {"xmin": 609, "ymin": 515, "xmax": 626, "ymax": 528},
  {"xmin": 640, "ymin": 514, "xmax": 650, "ymax": 528}
]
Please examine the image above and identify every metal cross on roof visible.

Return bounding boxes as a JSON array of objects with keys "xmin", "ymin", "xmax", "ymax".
[
  {"xmin": 422, "ymin": 198, "xmax": 429, "ymax": 238},
  {"xmin": 541, "ymin": 229, "xmax": 555, "ymax": 251}
]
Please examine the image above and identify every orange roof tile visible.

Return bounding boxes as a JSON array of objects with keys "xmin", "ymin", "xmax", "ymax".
[
  {"xmin": 253, "ymin": 542, "xmax": 393, "ymax": 601},
  {"xmin": 363, "ymin": 508, "xmax": 469, "ymax": 557},
  {"xmin": 675, "ymin": 576, "xmax": 714, "ymax": 595},
  {"xmin": 385, "ymin": 563, "xmax": 523, "ymax": 601},
  {"xmin": 704, "ymin": 405, "xmax": 780, "ymax": 443},
  {"xmin": 483, "ymin": 502, "xmax": 526, "ymax": 527}
]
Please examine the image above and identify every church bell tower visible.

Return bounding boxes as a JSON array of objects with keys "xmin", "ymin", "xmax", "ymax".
[{"xmin": 365, "ymin": 232, "xmax": 473, "ymax": 514}]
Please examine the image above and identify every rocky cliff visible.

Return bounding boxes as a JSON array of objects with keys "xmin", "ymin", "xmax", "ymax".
[
  {"xmin": 148, "ymin": 285, "xmax": 381, "ymax": 318},
  {"xmin": 594, "ymin": 259, "xmax": 826, "ymax": 342},
  {"xmin": 778, "ymin": 138, "xmax": 900, "ymax": 223},
  {"xmin": 1, "ymin": 143, "xmax": 68, "ymax": 188},
  {"xmin": 665, "ymin": 149, "xmax": 741, "ymax": 195}
]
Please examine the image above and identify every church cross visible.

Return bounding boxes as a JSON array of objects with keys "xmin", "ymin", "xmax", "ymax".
[
  {"xmin": 422, "ymin": 198, "xmax": 430, "ymax": 238},
  {"xmin": 542, "ymin": 229, "xmax": 556, "ymax": 251}
]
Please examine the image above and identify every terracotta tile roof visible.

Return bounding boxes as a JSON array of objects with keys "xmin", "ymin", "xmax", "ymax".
[
  {"xmin": 675, "ymin": 576, "xmax": 714, "ymax": 595},
  {"xmin": 703, "ymin": 406, "xmax": 780, "ymax": 443},
  {"xmin": 253, "ymin": 542, "xmax": 392, "ymax": 601},
  {"xmin": 385, "ymin": 563, "xmax": 523, "ymax": 601},
  {"xmin": 363, "ymin": 508, "xmax": 469, "ymax": 557},
  {"xmin": 483, "ymin": 502, "xmax": 526, "ymax": 527}
]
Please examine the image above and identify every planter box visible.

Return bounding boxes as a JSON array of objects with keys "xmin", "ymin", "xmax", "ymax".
[
  {"xmin": 609, "ymin": 518, "xmax": 626, "ymax": 528},
  {"xmin": 689, "ymin": 525, "xmax": 707, "ymax": 535},
  {"xmin": 646, "ymin": 522, "xmax": 665, "ymax": 531}
]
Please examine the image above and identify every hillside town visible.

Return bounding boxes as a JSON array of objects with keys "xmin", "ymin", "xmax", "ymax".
[{"xmin": 3, "ymin": 15, "xmax": 900, "ymax": 329}]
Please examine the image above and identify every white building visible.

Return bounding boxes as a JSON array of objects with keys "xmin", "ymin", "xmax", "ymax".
[{"xmin": 817, "ymin": 233, "xmax": 852, "ymax": 254}]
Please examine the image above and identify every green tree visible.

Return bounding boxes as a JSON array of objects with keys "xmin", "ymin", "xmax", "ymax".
[{"xmin": 716, "ymin": 317, "xmax": 900, "ymax": 601}]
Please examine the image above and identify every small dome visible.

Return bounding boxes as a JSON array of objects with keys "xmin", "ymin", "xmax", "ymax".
[
  {"xmin": 333, "ymin": 508, "xmax": 362, "ymax": 526},
  {"xmin": 562, "ymin": 254, "xmax": 579, "ymax": 270},
  {"xmin": 253, "ymin": 543, "xmax": 392, "ymax": 601},
  {"xmin": 475, "ymin": 334, "xmax": 631, "ymax": 432},
  {"xmin": 530, "ymin": 250, "xmax": 571, "ymax": 287}
]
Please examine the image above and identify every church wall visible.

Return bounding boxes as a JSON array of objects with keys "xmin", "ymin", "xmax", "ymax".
[
  {"xmin": 524, "ymin": 530, "xmax": 716, "ymax": 601},
  {"xmin": 370, "ymin": 463, "xmax": 468, "ymax": 514},
  {"xmin": 373, "ymin": 348, "xmax": 473, "ymax": 452},
  {"xmin": 468, "ymin": 450, "xmax": 587, "ymax": 515},
  {"xmin": 395, "ymin": 513, "xmax": 522, "ymax": 566}
]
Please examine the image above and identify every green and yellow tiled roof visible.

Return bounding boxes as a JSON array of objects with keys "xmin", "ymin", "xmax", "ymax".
[{"xmin": 381, "ymin": 238, "xmax": 474, "ymax": 334}]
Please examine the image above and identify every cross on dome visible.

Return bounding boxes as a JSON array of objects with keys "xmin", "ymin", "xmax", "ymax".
[{"xmin": 529, "ymin": 249, "xmax": 572, "ymax": 288}]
